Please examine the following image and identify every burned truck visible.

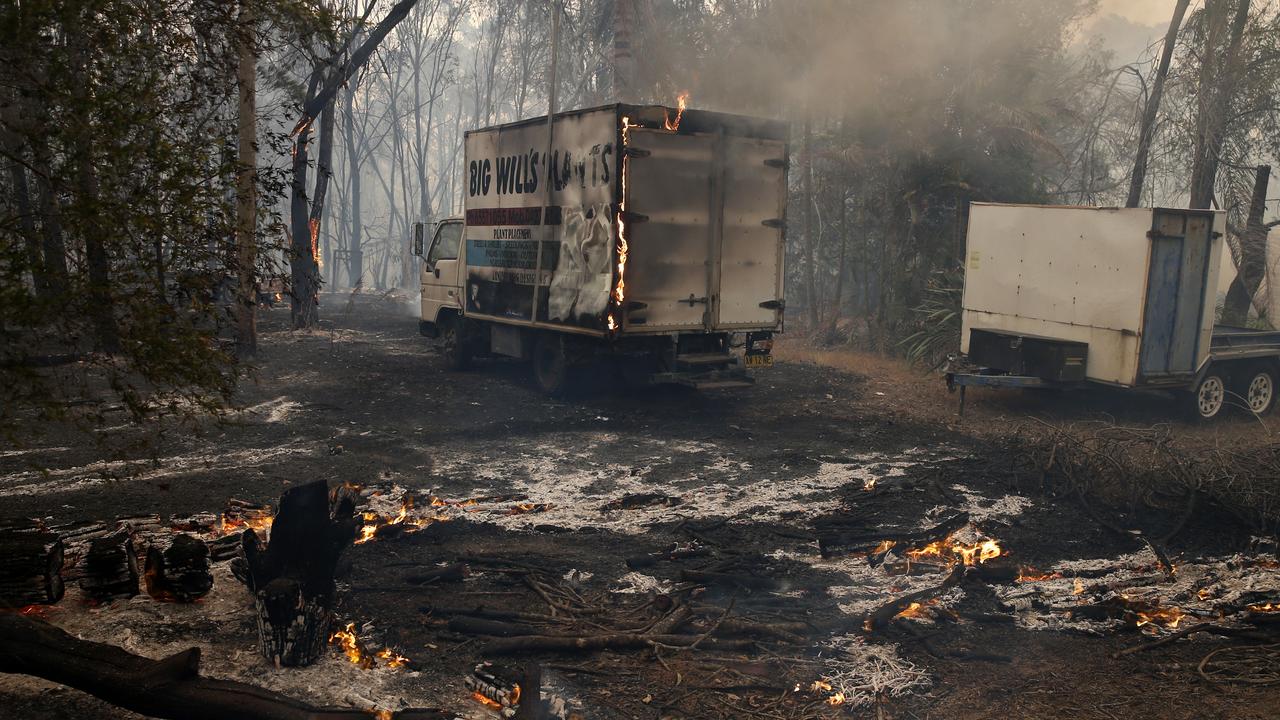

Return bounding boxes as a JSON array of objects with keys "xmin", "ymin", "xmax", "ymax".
[{"xmin": 415, "ymin": 103, "xmax": 788, "ymax": 394}]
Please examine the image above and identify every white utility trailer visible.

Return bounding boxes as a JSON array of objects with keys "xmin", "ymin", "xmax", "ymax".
[
  {"xmin": 948, "ymin": 203, "xmax": 1280, "ymax": 420},
  {"xmin": 415, "ymin": 103, "xmax": 788, "ymax": 394}
]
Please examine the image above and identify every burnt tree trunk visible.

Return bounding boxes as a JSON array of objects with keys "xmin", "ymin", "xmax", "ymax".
[
  {"xmin": 1126, "ymin": 0, "xmax": 1190, "ymax": 208},
  {"xmin": 144, "ymin": 534, "xmax": 213, "ymax": 603},
  {"xmin": 239, "ymin": 480, "xmax": 358, "ymax": 667},
  {"xmin": 79, "ymin": 530, "xmax": 139, "ymax": 601},
  {"xmin": 1189, "ymin": 0, "xmax": 1251, "ymax": 209},
  {"xmin": 0, "ymin": 522, "xmax": 65, "ymax": 606}
]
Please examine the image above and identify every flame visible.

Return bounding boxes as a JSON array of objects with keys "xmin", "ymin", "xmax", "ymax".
[
  {"xmin": 827, "ymin": 692, "xmax": 846, "ymax": 707},
  {"xmin": 894, "ymin": 601, "xmax": 932, "ymax": 620},
  {"xmin": 375, "ymin": 647, "xmax": 410, "ymax": 669},
  {"xmin": 863, "ymin": 478, "xmax": 876, "ymax": 491},
  {"xmin": 471, "ymin": 692, "xmax": 502, "ymax": 710},
  {"xmin": 1073, "ymin": 578, "xmax": 1085, "ymax": 595},
  {"xmin": 904, "ymin": 531, "xmax": 1001, "ymax": 566},
  {"xmin": 506, "ymin": 502, "xmax": 548, "ymax": 515},
  {"xmin": 1247, "ymin": 602, "xmax": 1280, "ymax": 612},
  {"xmin": 871, "ymin": 539, "xmax": 896, "ymax": 555},
  {"xmin": 1135, "ymin": 606, "xmax": 1184, "ymax": 630},
  {"xmin": 354, "ymin": 497, "xmax": 435, "ymax": 545},
  {"xmin": 330, "ymin": 623, "xmax": 370, "ymax": 667},
  {"xmin": 610, "ymin": 116, "xmax": 640, "ymax": 334},
  {"xmin": 811, "ymin": 680, "xmax": 833, "ymax": 692},
  {"xmin": 1198, "ymin": 587, "xmax": 1212, "ymax": 601},
  {"xmin": 219, "ymin": 509, "xmax": 273, "ymax": 536},
  {"xmin": 1017, "ymin": 567, "xmax": 1060, "ymax": 582},
  {"xmin": 663, "ymin": 92, "xmax": 690, "ymax": 132}
]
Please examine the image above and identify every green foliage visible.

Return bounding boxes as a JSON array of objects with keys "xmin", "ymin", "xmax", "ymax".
[{"xmin": 899, "ymin": 268, "xmax": 964, "ymax": 366}]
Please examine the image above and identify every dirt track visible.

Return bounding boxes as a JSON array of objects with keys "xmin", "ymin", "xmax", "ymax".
[{"xmin": 2, "ymin": 296, "xmax": 1277, "ymax": 720}]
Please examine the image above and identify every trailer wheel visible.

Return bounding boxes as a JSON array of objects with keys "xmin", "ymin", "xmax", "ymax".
[
  {"xmin": 1187, "ymin": 372, "xmax": 1227, "ymax": 421},
  {"xmin": 440, "ymin": 315, "xmax": 471, "ymax": 371},
  {"xmin": 532, "ymin": 333, "xmax": 569, "ymax": 396},
  {"xmin": 1236, "ymin": 365, "xmax": 1277, "ymax": 415}
]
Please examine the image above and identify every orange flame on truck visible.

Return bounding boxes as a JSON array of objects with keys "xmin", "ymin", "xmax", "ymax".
[
  {"xmin": 609, "ymin": 116, "xmax": 641, "ymax": 332},
  {"xmin": 664, "ymin": 92, "xmax": 690, "ymax": 131}
]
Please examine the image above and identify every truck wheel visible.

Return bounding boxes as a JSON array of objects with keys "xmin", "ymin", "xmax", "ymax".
[
  {"xmin": 1236, "ymin": 365, "xmax": 1277, "ymax": 415},
  {"xmin": 532, "ymin": 333, "xmax": 569, "ymax": 396},
  {"xmin": 440, "ymin": 316, "xmax": 471, "ymax": 371},
  {"xmin": 1186, "ymin": 372, "xmax": 1227, "ymax": 421}
]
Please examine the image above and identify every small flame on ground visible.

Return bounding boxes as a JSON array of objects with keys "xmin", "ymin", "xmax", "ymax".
[
  {"xmin": 471, "ymin": 692, "xmax": 503, "ymax": 710},
  {"xmin": 1073, "ymin": 578, "xmax": 1085, "ymax": 595},
  {"xmin": 871, "ymin": 539, "xmax": 896, "ymax": 555},
  {"xmin": 1136, "ymin": 606, "xmax": 1184, "ymax": 630},
  {"xmin": 376, "ymin": 647, "xmax": 410, "ymax": 669},
  {"xmin": 827, "ymin": 691, "xmax": 846, "ymax": 707},
  {"xmin": 863, "ymin": 477, "xmax": 876, "ymax": 491},
  {"xmin": 894, "ymin": 601, "xmax": 935, "ymax": 620},
  {"xmin": 354, "ymin": 497, "xmax": 439, "ymax": 545},
  {"xmin": 219, "ymin": 511, "xmax": 273, "ymax": 536},
  {"xmin": 330, "ymin": 623, "xmax": 369, "ymax": 667},
  {"xmin": 1247, "ymin": 602, "xmax": 1280, "ymax": 612},
  {"xmin": 904, "ymin": 530, "xmax": 1001, "ymax": 566},
  {"xmin": 663, "ymin": 92, "xmax": 690, "ymax": 132}
]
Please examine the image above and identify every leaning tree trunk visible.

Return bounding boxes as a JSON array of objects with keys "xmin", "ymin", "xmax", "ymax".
[
  {"xmin": 1126, "ymin": 0, "xmax": 1190, "ymax": 208},
  {"xmin": 238, "ymin": 480, "xmax": 357, "ymax": 667},
  {"xmin": 1223, "ymin": 165, "xmax": 1271, "ymax": 325},
  {"xmin": 1189, "ymin": 0, "xmax": 1251, "ymax": 209}
]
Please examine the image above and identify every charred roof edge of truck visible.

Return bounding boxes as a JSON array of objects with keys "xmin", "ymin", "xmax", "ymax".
[{"xmin": 463, "ymin": 103, "xmax": 789, "ymax": 142}]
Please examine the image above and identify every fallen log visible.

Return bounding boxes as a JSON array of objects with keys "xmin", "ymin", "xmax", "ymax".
[
  {"xmin": 481, "ymin": 632, "xmax": 754, "ymax": 655},
  {"xmin": 819, "ymin": 513, "xmax": 971, "ymax": 559},
  {"xmin": 240, "ymin": 480, "xmax": 359, "ymax": 667},
  {"xmin": 403, "ymin": 562, "xmax": 468, "ymax": 585},
  {"xmin": 0, "ymin": 526, "xmax": 64, "ymax": 606},
  {"xmin": 144, "ymin": 534, "xmax": 213, "ymax": 602},
  {"xmin": 0, "ymin": 613, "xmax": 459, "ymax": 719}
]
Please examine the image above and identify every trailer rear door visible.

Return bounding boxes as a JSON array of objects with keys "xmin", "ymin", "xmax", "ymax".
[{"xmin": 1139, "ymin": 210, "xmax": 1217, "ymax": 378}]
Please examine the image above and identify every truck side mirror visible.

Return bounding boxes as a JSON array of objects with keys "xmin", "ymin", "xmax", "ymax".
[{"xmin": 413, "ymin": 222, "xmax": 425, "ymax": 256}]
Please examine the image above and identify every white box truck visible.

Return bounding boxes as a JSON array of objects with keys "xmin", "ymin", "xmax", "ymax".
[
  {"xmin": 948, "ymin": 203, "xmax": 1280, "ymax": 420},
  {"xmin": 414, "ymin": 103, "xmax": 788, "ymax": 394}
]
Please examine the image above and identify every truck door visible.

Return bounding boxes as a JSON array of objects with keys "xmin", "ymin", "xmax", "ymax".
[
  {"xmin": 422, "ymin": 221, "xmax": 464, "ymax": 323},
  {"xmin": 716, "ymin": 136, "xmax": 786, "ymax": 328},
  {"xmin": 1139, "ymin": 210, "xmax": 1215, "ymax": 378}
]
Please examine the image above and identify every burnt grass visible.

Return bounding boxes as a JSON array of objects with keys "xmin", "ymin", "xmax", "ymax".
[{"xmin": 1, "ymin": 295, "xmax": 1277, "ymax": 720}]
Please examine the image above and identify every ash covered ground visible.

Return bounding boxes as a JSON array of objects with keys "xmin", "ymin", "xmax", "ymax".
[{"xmin": 2, "ymin": 296, "xmax": 1278, "ymax": 720}]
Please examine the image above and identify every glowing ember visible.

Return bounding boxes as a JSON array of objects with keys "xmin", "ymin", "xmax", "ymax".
[
  {"xmin": 663, "ymin": 92, "xmax": 690, "ymax": 132},
  {"xmin": 1072, "ymin": 578, "xmax": 1085, "ymax": 595},
  {"xmin": 354, "ymin": 497, "xmax": 437, "ymax": 544},
  {"xmin": 1017, "ymin": 567, "xmax": 1060, "ymax": 582},
  {"xmin": 863, "ymin": 477, "xmax": 876, "ymax": 491},
  {"xmin": 471, "ymin": 692, "xmax": 502, "ymax": 710},
  {"xmin": 871, "ymin": 539, "xmax": 896, "ymax": 555},
  {"xmin": 219, "ymin": 510, "xmax": 273, "ymax": 536},
  {"xmin": 827, "ymin": 691, "xmax": 846, "ymax": 707},
  {"xmin": 1247, "ymin": 602, "xmax": 1280, "ymax": 612},
  {"xmin": 811, "ymin": 680, "xmax": 833, "ymax": 692}
]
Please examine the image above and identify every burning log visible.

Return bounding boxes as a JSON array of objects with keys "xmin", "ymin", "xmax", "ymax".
[
  {"xmin": 0, "ymin": 612, "xmax": 461, "ymax": 719},
  {"xmin": 239, "ymin": 480, "xmax": 359, "ymax": 667},
  {"xmin": 862, "ymin": 565, "xmax": 965, "ymax": 633},
  {"xmin": 79, "ymin": 529, "xmax": 139, "ymax": 601},
  {"xmin": 0, "ymin": 522, "xmax": 64, "ymax": 606},
  {"xmin": 144, "ymin": 534, "xmax": 213, "ymax": 602}
]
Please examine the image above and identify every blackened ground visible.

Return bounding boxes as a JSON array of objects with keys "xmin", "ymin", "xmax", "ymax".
[{"xmin": 0, "ymin": 295, "xmax": 1276, "ymax": 720}]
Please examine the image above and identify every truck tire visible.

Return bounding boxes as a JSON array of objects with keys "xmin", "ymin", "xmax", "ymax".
[
  {"xmin": 440, "ymin": 315, "xmax": 471, "ymax": 371},
  {"xmin": 532, "ymin": 333, "xmax": 569, "ymax": 396},
  {"xmin": 1235, "ymin": 364, "xmax": 1277, "ymax": 415},
  {"xmin": 1186, "ymin": 371, "xmax": 1227, "ymax": 421}
]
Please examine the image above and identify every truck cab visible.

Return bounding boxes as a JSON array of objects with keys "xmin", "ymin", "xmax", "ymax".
[{"xmin": 416, "ymin": 218, "xmax": 464, "ymax": 338}]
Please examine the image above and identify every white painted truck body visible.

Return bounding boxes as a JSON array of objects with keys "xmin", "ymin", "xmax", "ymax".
[
  {"xmin": 418, "ymin": 103, "xmax": 788, "ymax": 390},
  {"xmin": 960, "ymin": 203, "xmax": 1225, "ymax": 387}
]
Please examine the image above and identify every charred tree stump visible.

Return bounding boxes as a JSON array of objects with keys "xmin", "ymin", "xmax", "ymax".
[
  {"xmin": 145, "ymin": 534, "xmax": 214, "ymax": 602},
  {"xmin": 79, "ymin": 530, "xmax": 139, "ymax": 601},
  {"xmin": 0, "ymin": 522, "xmax": 65, "ymax": 606},
  {"xmin": 240, "ymin": 480, "xmax": 358, "ymax": 667}
]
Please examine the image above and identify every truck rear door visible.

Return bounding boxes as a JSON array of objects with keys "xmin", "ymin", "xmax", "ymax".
[
  {"xmin": 1139, "ymin": 209, "xmax": 1216, "ymax": 379},
  {"xmin": 623, "ymin": 129, "xmax": 786, "ymax": 332}
]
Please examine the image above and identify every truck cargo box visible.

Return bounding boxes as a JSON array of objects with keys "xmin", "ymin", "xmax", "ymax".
[
  {"xmin": 960, "ymin": 203, "xmax": 1225, "ymax": 387},
  {"xmin": 460, "ymin": 104, "xmax": 788, "ymax": 338}
]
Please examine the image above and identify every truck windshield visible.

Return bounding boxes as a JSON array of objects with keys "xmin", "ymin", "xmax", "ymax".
[{"xmin": 428, "ymin": 223, "xmax": 462, "ymax": 264}]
